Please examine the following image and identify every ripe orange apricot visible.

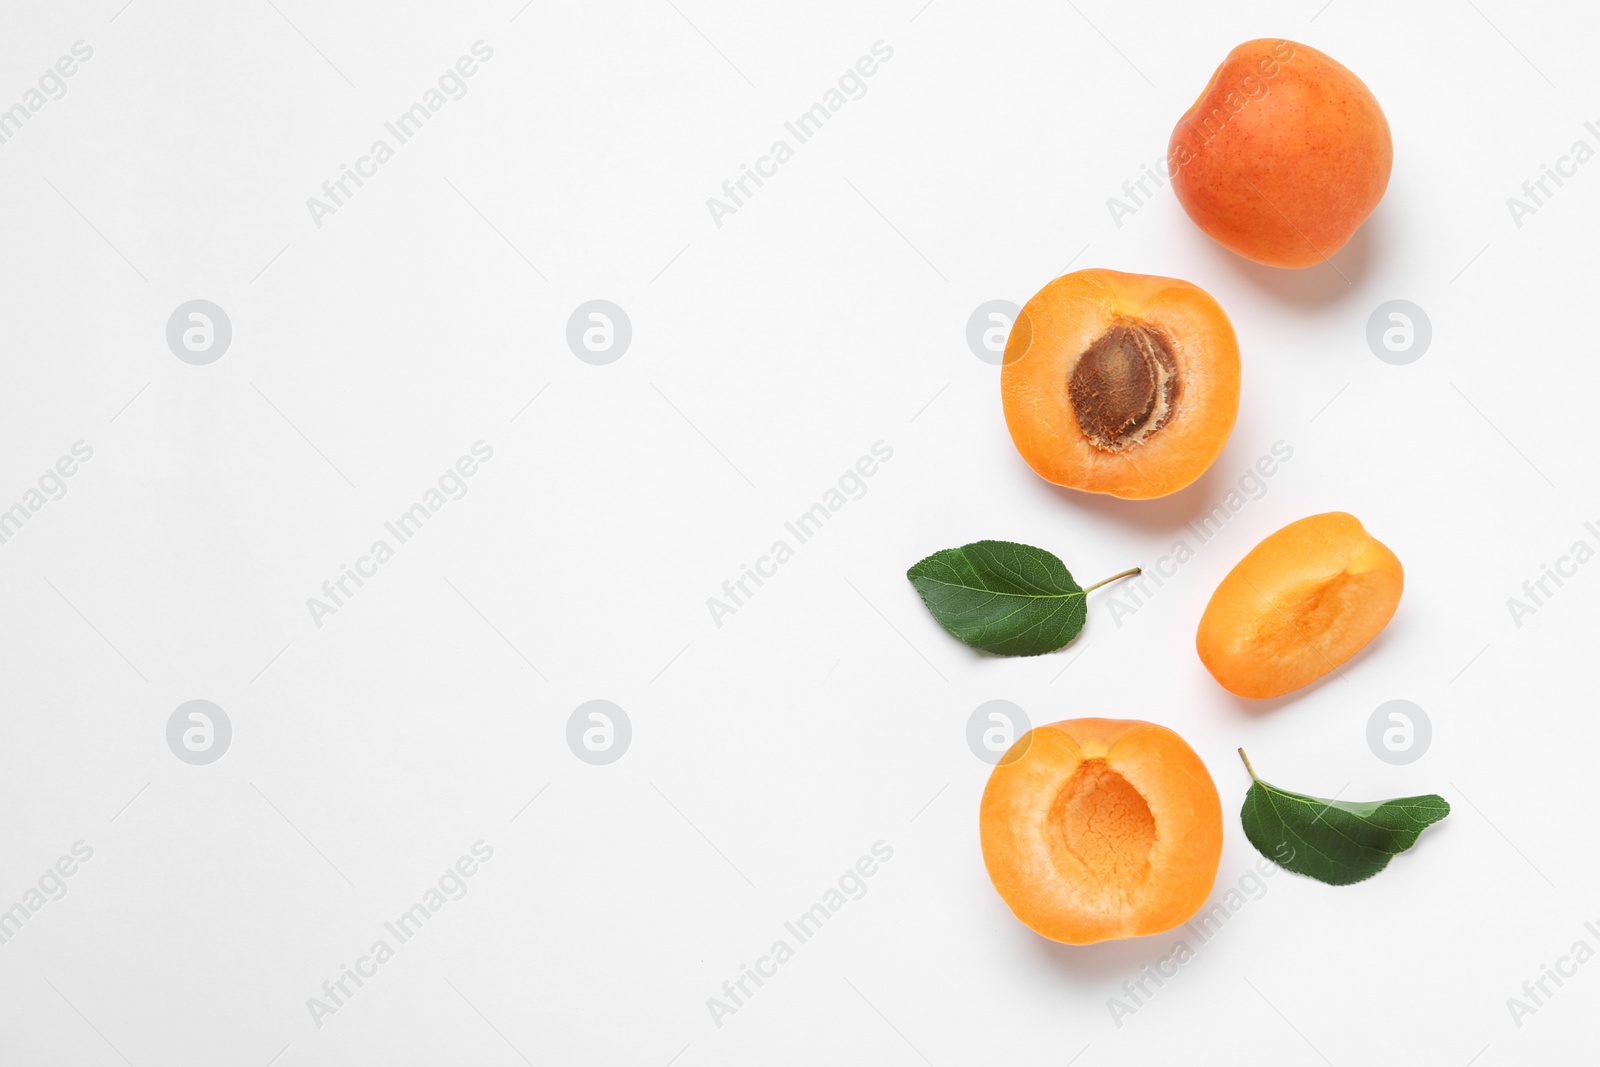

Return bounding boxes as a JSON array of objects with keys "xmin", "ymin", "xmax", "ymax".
[
  {"xmin": 1168, "ymin": 39, "xmax": 1392, "ymax": 268},
  {"xmin": 1197, "ymin": 512, "xmax": 1403, "ymax": 699},
  {"xmin": 980, "ymin": 718, "xmax": 1222, "ymax": 945},
  {"xmin": 1000, "ymin": 269, "xmax": 1239, "ymax": 499}
]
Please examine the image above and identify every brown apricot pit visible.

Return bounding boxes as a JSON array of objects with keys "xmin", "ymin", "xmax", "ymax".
[{"xmin": 1067, "ymin": 323, "xmax": 1179, "ymax": 453}]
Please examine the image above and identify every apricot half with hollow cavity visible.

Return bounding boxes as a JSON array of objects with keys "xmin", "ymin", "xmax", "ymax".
[
  {"xmin": 1001, "ymin": 269, "xmax": 1240, "ymax": 499},
  {"xmin": 1197, "ymin": 512, "xmax": 1403, "ymax": 699},
  {"xmin": 980, "ymin": 718, "xmax": 1223, "ymax": 945}
]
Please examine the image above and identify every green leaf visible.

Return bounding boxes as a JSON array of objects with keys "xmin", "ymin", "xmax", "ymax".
[
  {"xmin": 1237, "ymin": 750, "xmax": 1450, "ymax": 886},
  {"xmin": 905, "ymin": 540, "xmax": 1138, "ymax": 657}
]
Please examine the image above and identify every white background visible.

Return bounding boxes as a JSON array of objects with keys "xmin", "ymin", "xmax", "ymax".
[{"xmin": 0, "ymin": 1, "xmax": 1594, "ymax": 1063}]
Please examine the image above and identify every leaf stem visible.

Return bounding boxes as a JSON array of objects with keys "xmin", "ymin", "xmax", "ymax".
[
  {"xmin": 1082, "ymin": 567, "xmax": 1142, "ymax": 594},
  {"xmin": 1238, "ymin": 748, "xmax": 1260, "ymax": 782}
]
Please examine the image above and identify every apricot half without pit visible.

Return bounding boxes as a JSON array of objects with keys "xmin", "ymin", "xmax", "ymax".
[
  {"xmin": 1001, "ymin": 269, "xmax": 1240, "ymax": 499},
  {"xmin": 980, "ymin": 718, "xmax": 1223, "ymax": 945},
  {"xmin": 1197, "ymin": 512, "xmax": 1403, "ymax": 699}
]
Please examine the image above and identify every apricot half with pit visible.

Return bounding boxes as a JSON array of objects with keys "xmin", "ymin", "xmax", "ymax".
[
  {"xmin": 1169, "ymin": 39, "xmax": 1391, "ymax": 268},
  {"xmin": 1197, "ymin": 512, "xmax": 1403, "ymax": 699},
  {"xmin": 1001, "ymin": 269, "xmax": 1240, "ymax": 499},
  {"xmin": 980, "ymin": 718, "xmax": 1222, "ymax": 945}
]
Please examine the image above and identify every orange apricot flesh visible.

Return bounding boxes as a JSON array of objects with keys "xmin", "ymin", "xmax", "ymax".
[
  {"xmin": 1168, "ymin": 39, "xmax": 1392, "ymax": 268},
  {"xmin": 1001, "ymin": 269, "xmax": 1240, "ymax": 499},
  {"xmin": 980, "ymin": 718, "xmax": 1223, "ymax": 944},
  {"xmin": 1197, "ymin": 512, "xmax": 1403, "ymax": 699}
]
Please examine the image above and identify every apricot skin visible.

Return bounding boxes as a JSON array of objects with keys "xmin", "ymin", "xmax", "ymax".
[
  {"xmin": 1168, "ymin": 39, "xmax": 1391, "ymax": 268},
  {"xmin": 1001, "ymin": 269, "xmax": 1240, "ymax": 500},
  {"xmin": 980, "ymin": 718, "xmax": 1222, "ymax": 945},
  {"xmin": 1197, "ymin": 512, "xmax": 1403, "ymax": 699}
]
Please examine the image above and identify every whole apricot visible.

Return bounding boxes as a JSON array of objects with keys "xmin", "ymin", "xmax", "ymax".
[
  {"xmin": 980, "ymin": 718, "xmax": 1222, "ymax": 945},
  {"xmin": 1001, "ymin": 269, "xmax": 1240, "ymax": 499},
  {"xmin": 1168, "ymin": 39, "xmax": 1391, "ymax": 268},
  {"xmin": 1197, "ymin": 512, "xmax": 1403, "ymax": 699}
]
